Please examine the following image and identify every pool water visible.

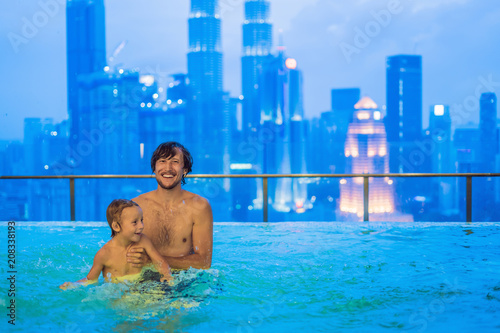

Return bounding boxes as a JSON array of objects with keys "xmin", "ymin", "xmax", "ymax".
[{"xmin": 1, "ymin": 222, "xmax": 500, "ymax": 332}]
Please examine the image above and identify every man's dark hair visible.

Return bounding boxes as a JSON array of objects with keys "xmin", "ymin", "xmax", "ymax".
[
  {"xmin": 106, "ymin": 199, "xmax": 139, "ymax": 237},
  {"xmin": 151, "ymin": 141, "xmax": 193, "ymax": 185}
]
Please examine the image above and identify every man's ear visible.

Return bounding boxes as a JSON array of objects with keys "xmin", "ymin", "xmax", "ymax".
[{"xmin": 112, "ymin": 221, "xmax": 121, "ymax": 233}]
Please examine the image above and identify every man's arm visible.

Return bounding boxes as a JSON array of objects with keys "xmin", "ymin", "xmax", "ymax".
[
  {"xmin": 140, "ymin": 235, "xmax": 173, "ymax": 282},
  {"xmin": 165, "ymin": 197, "xmax": 213, "ymax": 269}
]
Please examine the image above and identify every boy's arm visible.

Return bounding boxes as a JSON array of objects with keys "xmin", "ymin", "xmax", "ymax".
[
  {"xmin": 140, "ymin": 235, "xmax": 172, "ymax": 282},
  {"xmin": 59, "ymin": 250, "xmax": 105, "ymax": 290}
]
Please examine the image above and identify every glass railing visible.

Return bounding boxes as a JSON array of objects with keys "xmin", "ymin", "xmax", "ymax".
[{"xmin": 2, "ymin": 173, "xmax": 499, "ymax": 222}]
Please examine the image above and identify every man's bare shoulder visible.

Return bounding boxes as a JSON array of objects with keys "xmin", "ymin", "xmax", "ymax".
[
  {"xmin": 181, "ymin": 190, "xmax": 212, "ymax": 221},
  {"xmin": 181, "ymin": 190, "xmax": 210, "ymax": 208},
  {"xmin": 133, "ymin": 191, "xmax": 158, "ymax": 206}
]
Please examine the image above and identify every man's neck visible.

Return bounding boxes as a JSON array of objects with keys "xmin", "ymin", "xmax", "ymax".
[{"xmin": 155, "ymin": 184, "xmax": 183, "ymax": 204}]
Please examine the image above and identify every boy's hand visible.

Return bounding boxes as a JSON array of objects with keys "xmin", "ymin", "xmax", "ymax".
[
  {"xmin": 59, "ymin": 282, "xmax": 76, "ymax": 290},
  {"xmin": 127, "ymin": 246, "xmax": 151, "ymax": 268},
  {"xmin": 160, "ymin": 276, "xmax": 174, "ymax": 286}
]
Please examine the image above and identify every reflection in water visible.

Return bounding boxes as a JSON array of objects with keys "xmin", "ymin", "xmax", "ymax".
[{"xmin": 80, "ymin": 268, "xmax": 223, "ymax": 331}]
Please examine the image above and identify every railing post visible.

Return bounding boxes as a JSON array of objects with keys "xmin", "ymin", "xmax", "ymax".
[
  {"xmin": 70, "ymin": 177, "xmax": 75, "ymax": 221},
  {"xmin": 263, "ymin": 177, "xmax": 268, "ymax": 222},
  {"xmin": 363, "ymin": 176, "xmax": 369, "ymax": 222},
  {"xmin": 466, "ymin": 176, "xmax": 472, "ymax": 222}
]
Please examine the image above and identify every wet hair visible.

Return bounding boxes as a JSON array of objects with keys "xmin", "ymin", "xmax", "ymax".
[
  {"xmin": 150, "ymin": 141, "xmax": 193, "ymax": 185},
  {"xmin": 106, "ymin": 199, "xmax": 139, "ymax": 237}
]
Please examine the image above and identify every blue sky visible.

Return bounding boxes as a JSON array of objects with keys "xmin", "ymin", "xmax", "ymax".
[{"xmin": 1, "ymin": 0, "xmax": 499, "ymax": 141}]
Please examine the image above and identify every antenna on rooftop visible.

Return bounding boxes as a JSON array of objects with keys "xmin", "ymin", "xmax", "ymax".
[{"xmin": 108, "ymin": 40, "xmax": 128, "ymax": 65}]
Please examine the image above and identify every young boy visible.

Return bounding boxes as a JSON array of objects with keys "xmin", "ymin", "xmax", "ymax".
[{"xmin": 60, "ymin": 199, "xmax": 172, "ymax": 290}]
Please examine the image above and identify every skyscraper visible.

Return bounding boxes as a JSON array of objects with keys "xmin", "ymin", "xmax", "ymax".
[
  {"xmin": 331, "ymin": 88, "xmax": 361, "ymax": 112},
  {"xmin": 339, "ymin": 97, "xmax": 394, "ymax": 220},
  {"xmin": 385, "ymin": 55, "xmax": 423, "ymax": 173},
  {"xmin": 339, "ymin": 97, "xmax": 412, "ymax": 222},
  {"xmin": 187, "ymin": 0, "xmax": 225, "ymax": 173},
  {"xmin": 330, "ymin": 88, "xmax": 360, "ymax": 174},
  {"xmin": 429, "ymin": 105, "xmax": 452, "ymax": 174},
  {"xmin": 66, "ymin": 0, "xmax": 106, "ymax": 150},
  {"xmin": 476, "ymin": 92, "xmax": 498, "ymax": 221},
  {"xmin": 241, "ymin": 0, "xmax": 272, "ymax": 134},
  {"xmin": 429, "ymin": 105, "xmax": 457, "ymax": 215},
  {"xmin": 258, "ymin": 51, "xmax": 308, "ymax": 215},
  {"xmin": 479, "ymin": 92, "xmax": 498, "ymax": 171},
  {"xmin": 187, "ymin": 0, "xmax": 223, "ymax": 96}
]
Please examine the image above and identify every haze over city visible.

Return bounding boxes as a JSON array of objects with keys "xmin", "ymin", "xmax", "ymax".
[{"xmin": 1, "ymin": 0, "xmax": 500, "ymax": 141}]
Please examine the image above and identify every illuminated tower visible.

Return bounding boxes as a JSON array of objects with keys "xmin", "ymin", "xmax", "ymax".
[
  {"xmin": 339, "ymin": 97, "xmax": 396, "ymax": 220},
  {"xmin": 187, "ymin": 0, "xmax": 225, "ymax": 173},
  {"xmin": 241, "ymin": 0, "xmax": 272, "ymax": 134},
  {"xmin": 66, "ymin": 0, "xmax": 106, "ymax": 150},
  {"xmin": 258, "ymin": 50, "xmax": 308, "ymax": 214},
  {"xmin": 187, "ymin": 0, "xmax": 223, "ymax": 96}
]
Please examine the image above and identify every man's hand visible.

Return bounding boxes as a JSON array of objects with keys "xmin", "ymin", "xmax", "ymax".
[{"xmin": 126, "ymin": 246, "xmax": 151, "ymax": 268}]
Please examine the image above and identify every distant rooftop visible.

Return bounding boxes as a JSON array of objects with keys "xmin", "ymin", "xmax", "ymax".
[{"xmin": 354, "ymin": 96, "xmax": 378, "ymax": 110}]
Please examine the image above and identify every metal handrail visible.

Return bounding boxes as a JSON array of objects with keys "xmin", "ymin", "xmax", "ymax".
[{"xmin": 2, "ymin": 173, "xmax": 499, "ymax": 222}]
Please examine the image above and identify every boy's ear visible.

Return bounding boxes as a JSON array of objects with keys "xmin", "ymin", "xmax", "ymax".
[{"xmin": 111, "ymin": 221, "xmax": 121, "ymax": 233}]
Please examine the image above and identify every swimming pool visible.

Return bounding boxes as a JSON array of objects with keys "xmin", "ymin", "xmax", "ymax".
[{"xmin": 1, "ymin": 221, "xmax": 499, "ymax": 332}]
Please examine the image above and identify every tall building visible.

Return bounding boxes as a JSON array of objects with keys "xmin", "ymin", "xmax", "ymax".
[
  {"xmin": 331, "ymin": 88, "xmax": 360, "ymax": 112},
  {"xmin": 140, "ymin": 74, "xmax": 188, "ymax": 165},
  {"xmin": 66, "ymin": 0, "xmax": 106, "ymax": 150},
  {"xmin": 479, "ymin": 92, "xmax": 498, "ymax": 171},
  {"xmin": 187, "ymin": 0, "xmax": 225, "ymax": 173},
  {"xmin": 385, "ymin": 55, "xmax": 423, "ymax": 173},
  {"xmin": 187, "ymin": 0, "xmax": 223, "ymax": 96},
  {"xmin": 428, "ymin": 105, "xmax": 457, "ymax": 216},
  {"xmin": 241, "ymin": 0, "xmax": 272, "ymax": 134},
  {"xmin": 338, "ymin": 97, "xmax": 413, "ymax": 221},
  {"xmin": 77, "ymin": 69, "xmax": 157, "ymax": 175},
  {"xmin": 429, "ymin": 105, "xmax": 453, "ymax": 173},
  {"xmin": 259, "ymin": 51, "xmax": 308, "ymax": 214},
  {"xmin": 330, "ymin": 88, "xmax": 361, "ymax": 174},
  {"xmin": 476, "ymin": 92, "xmax": 498, "ymax": 221},
  {"xmin": 339, "ymin": 97, "xmax": 394, "ymax": 220}
]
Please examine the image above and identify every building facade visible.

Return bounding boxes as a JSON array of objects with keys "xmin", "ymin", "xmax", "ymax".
[
  {"xmin": 385, "ymin": 55, "xmax": 423, "ymax": 173},
  {"xmin": 66, "ymin": 0, "xmax": 106, "ymax": 151},
  {"xmin": 241, "ymin": 0, "xmax": 273, "ymax": 134},
  {"xmin": 187, "ymin": 0, "xmax": 225, "ymax": 173}
]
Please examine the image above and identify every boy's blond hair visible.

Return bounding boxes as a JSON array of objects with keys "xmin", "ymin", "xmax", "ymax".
[{"xmin": 106, "ymin": 199, "xmax": 139, "ymax": 237}]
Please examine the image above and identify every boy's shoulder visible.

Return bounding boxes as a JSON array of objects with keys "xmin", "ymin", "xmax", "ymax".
[{"xmin": 94, "ymin": 240, "xmax": 114, "ymax": 261}]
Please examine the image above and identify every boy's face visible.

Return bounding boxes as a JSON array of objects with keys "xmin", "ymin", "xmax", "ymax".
[{"xmin": 117, "ymin": 206, "xmax": 144, "ymax": 242}]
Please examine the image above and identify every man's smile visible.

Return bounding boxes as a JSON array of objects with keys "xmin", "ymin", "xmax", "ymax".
[{"xmin": 161, "ymin": 173, "xmax": 176, "ymax": 178}]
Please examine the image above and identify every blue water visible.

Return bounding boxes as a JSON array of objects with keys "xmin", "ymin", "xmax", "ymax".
[{"xmin": 1, "ymin": 222, "xmax": 500, "ymax": 332}]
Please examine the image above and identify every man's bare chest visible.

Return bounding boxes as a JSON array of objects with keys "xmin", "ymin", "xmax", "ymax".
[{"xmin": 144, "ymin": 206, "xmax": 193, "ymax": 250}]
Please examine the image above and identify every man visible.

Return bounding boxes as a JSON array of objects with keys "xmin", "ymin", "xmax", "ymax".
[{"xmin": 127, "ymin": 141, "xmax": 213, "ymax": 269}]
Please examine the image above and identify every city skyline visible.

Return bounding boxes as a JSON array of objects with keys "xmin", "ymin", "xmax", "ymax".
[{"xmin": 2, "ymin": 0, "xmax": 500, "ymax": 141}]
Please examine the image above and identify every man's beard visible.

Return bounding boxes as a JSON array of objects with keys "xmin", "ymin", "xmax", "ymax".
[{"xmin": 157, "ymin": 174, "xmax": 182, "ymax": 190}]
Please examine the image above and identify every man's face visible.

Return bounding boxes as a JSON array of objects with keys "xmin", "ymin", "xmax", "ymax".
[{"xmin": 154, "ymin": 148, "xmax": 185, "ymax": 190}]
